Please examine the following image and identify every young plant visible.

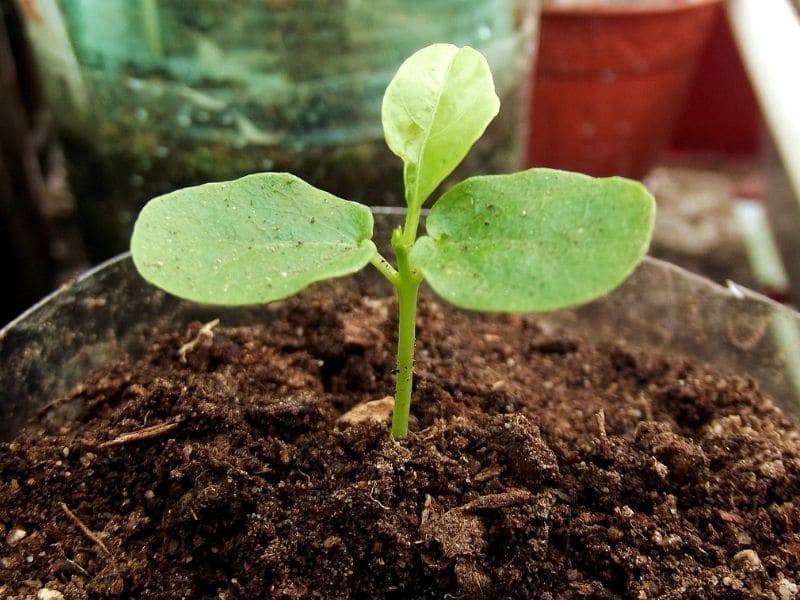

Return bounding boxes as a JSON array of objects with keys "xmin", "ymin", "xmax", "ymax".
[{"xmin": 131, "ymin": 44, "xmax": 655, "ymax": 439}]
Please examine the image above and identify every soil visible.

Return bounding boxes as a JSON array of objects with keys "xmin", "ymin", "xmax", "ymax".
[{"xmin": 1, "ymin": 290, "xmax": 799, "ymax": 599}]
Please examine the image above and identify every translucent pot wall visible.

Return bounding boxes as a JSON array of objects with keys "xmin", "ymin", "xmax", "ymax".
[
  {"xmin": 2, "ymin": 210, "xmax": 800, "ymax": 441},
  {"xmin": 21, "ymin": 0, "xmax": 539, "ymax": 260}
]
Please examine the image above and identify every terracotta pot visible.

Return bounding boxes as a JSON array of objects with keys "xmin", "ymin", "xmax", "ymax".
[{"xmin": 526, "ymin": 0, "xmax": 724, "ymax": 178}]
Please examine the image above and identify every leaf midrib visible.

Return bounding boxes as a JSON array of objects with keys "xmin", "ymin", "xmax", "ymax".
[{"xmin": 409, "ymin": 52, "xmax": 457, "ymax": 208}]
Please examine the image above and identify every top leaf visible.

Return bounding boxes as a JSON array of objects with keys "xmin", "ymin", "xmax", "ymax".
[
  {"xmin": 130, "ymin": 173, "xmax": 376, "ymax": 305},
  {"xmin": 410, "ymin": 168, "xmax": 655, "ymax": 312},
  {"xmin": 382, "ymin": 44, "xmax": 499, "ymax": 212}
]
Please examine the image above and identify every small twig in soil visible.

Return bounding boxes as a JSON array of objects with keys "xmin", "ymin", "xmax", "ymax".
[
  {"xmin": 595, "ymin": 409, "xmax": 611, "ymax": 455},
  {"xmin": 474, "ymin": 465, "xmax": 505, "ymax": 482},
  {"xmin": 59, "ymin": 503, "xmax": 112, "ymax": 557},
  {"xmin": 85, "ymin": 419, "xmax": 181, "ymax": 449},
  {"xmin": 178, "ymin": 318, "xmax": 220, "ymax": 362},
  {"xmin": 595, "ymin": 409, "xmax": 607, "ymax": 440},
  {"xmin": 63, "ymin": 556, "xmax": 90, "ymax": 577}
]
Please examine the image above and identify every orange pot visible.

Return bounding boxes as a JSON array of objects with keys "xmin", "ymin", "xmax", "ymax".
[{"xmin": 527, "ymin": 0, "xmax": 724, "ymax": 178}]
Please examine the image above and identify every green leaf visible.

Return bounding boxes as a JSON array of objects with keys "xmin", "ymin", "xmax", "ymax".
[
  {"xmin": 410, "ymin": 168, "xmax": 655, "ymax": 312},
  {"xmin": 131, "ymin": 173, "xmax": 377, "ymax": 305},
  {"xmin": 382, "ymin": 44, "xmax": 499, "ymax": 211}
]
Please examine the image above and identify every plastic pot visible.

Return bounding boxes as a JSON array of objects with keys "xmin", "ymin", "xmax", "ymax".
[
  {"xmin": 2, "ymin": 208, "xmax": 800, "ymax": 442},
  {"xmin": 18, "ymin": 0, "xmax": 539, "ymax": 261},
  {"xmin": 526, "ymin": 0, "xmax": 723, "ymax": 178}
]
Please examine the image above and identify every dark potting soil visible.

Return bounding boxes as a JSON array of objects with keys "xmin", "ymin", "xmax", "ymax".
[{"xmin": 1, "ymin": 291, "xmax": 799, "ymax": 599}]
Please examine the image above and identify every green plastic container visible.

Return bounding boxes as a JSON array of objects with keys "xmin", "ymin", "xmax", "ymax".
[{"xmin": 21, "ymin": 0, "xmax": 538, "ymax": 260}]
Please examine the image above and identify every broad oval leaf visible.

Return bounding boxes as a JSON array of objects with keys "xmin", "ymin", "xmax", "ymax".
[
  {"xmin": 131, "ymin": 173, "xmax": 376, "ymax": 305},
  {"xmin": 410, "ymin": 168, "xmax": 655, "ymax": 312},
  {"xmin": 382, "ymin": 44, "xmax": 499, "ymax": 211}
]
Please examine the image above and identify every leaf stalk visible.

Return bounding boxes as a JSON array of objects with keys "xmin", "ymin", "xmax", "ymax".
[{"xmin": 370, "ymin": 253, "xmax": 400, "ymax": 285}]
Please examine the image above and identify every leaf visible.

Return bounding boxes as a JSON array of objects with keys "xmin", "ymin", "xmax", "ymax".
[
  {"xmin": 382, "ymin": 44, "xmax": 499, "ymax": 211},
  {"xmin": 410, "ymin": 168, "xmax": 655, "ymax": 312},
  {"xmin": 131, "ymin": 173, "xmax": 376, "ymax": 305}
]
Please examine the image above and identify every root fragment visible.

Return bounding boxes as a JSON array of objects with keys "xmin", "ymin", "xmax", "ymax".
[
  {"xmin": 178, "ymin": 318, "xmax": 220, "ymax": 362},
  {"xmin": 59, "ymin": 503, "xmax": 112, "ymax": 557}
]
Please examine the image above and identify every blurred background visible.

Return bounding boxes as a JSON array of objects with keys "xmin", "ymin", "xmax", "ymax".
[{"xmin": 1, "ymin": 0, "xmax": 798, "ymax": 324}]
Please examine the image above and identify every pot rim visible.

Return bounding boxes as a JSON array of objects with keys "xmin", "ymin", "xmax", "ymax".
[
  {"xmin": 0, "ymin": 207, "xmax": 409, "ymax": 336},
  {"xmin": 1, "ymin": 204, "xmax": 794, "ymax": 339},
  {"xmin": 542, "ymin": 0, "xmax": 724, "ymax": 18},
  {"xmin": 3, "ymin": 204, "xmax": 800, "ymax": 434}
]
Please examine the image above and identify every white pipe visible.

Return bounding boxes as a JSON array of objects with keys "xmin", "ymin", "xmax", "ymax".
[
  {"xmin": 734, "ymin": 199, "xmax": 790, "ymax": 291},
  {"xmin": 728, "ymin": 0, "xmax": 800, "ymax": 207}
]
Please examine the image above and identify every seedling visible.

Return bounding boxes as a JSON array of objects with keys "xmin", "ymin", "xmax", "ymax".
[{"xmin": 131, "ymin": 44, "xmax": 655, "ymax": 439}]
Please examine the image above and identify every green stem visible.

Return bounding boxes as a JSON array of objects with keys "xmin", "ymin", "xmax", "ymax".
[
  {"xmin": 391, "ymin": 231, "xmax": 422, "ymax": 439},
  {"xmin": 392, "ymin": 272, "xmax": 420, "ymax": 439}
]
